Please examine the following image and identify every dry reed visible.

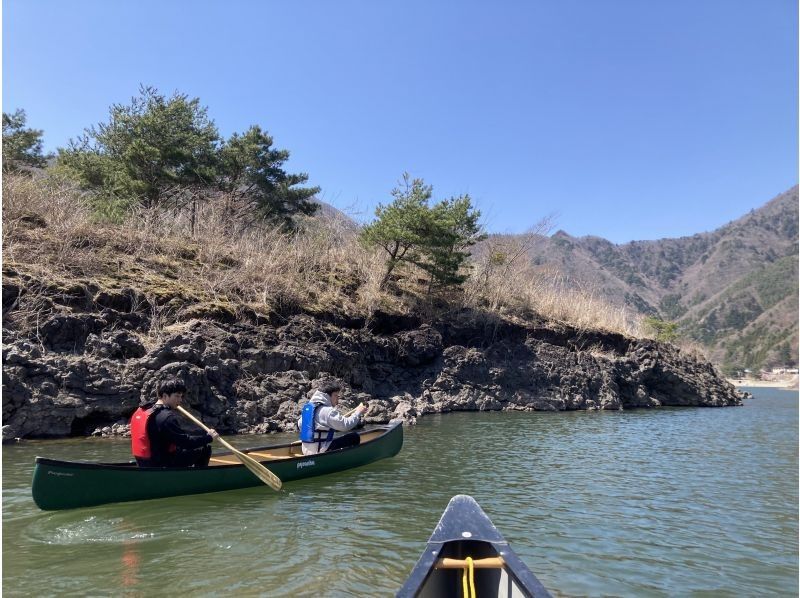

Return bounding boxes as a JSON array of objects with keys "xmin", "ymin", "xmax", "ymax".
[{"xmin": 464, "ymin": 231, "xmax": 642, "ymax": 336}]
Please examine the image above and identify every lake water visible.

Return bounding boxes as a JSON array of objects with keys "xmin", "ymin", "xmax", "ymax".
[{"xmin": 3, "ymin": 387, "xmax": 797, "ymax": 597}]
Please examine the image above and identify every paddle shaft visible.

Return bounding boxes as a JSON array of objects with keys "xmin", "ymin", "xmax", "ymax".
[
  {"xmin": 345, "ymin": 404, "xmax": 366, "ymax": 418},
  {"xmin": 176, "ymin": 406, "xmax": 282, "ymax": 490},
  {"xmin": 176, "ymin": 406, "xmax": 238, "ymax": 453}
]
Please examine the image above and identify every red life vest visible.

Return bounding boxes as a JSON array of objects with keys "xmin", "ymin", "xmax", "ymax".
[{"xmin": 130, "ymin": 405, "xmax": 175, "ymax": 459}]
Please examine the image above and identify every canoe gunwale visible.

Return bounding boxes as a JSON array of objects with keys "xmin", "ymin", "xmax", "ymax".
[
  {"xmin": 396, "ymin": 494, "xmax": 552, "ymax": 598},
  {"xmin": 34, "ymin": 422, "xmax": 400, "ymax": 470}
]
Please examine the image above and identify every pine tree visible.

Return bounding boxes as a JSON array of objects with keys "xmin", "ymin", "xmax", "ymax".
[
  {"xmin": 361, "ymin": 174, "xmax": 484, "ymax": 291},
  {"xmin": 57, "ymin": 86, "xmax": 317, "ymax": 227},
  {"xmin": 2, "ymin": 110, "xmax": 48, "ymax": 172},
  {"xmin": 57, "ymin": 86, "xmax": 219, "ymax": 210},
  {"xmin": 418, "ymin": 194, "xmax": 485, "ymax": 289},
  {"xmin": 361, "ymin": 173, "xmax": 434, "ymax": 289},
  {"xmin": 217, "ymin": 125, "xmax": 319, "ymax": 229}
]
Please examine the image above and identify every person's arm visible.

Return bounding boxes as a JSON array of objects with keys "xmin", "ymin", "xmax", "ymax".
[
  {"xmin": 161, "ymin": 413, "xmax": 214, "ymax": 449},
  {"xmin": 318, "ymin": 404, "xmax": 366, "ymax": 432}
]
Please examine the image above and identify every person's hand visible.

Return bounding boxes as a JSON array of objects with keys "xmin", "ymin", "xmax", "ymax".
[
  {"xmin": 207, "ymin": 428, "xmax": 220, "ymax": 439},
  {"xmin": 355, "ymin": 404, "xmax": 367, "ymax": 428}
]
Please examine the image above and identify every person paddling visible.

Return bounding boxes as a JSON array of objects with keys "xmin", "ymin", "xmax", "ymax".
[
  {"xmin": 297, "ymin": 381, "xmax": 366, "ymax": 455},
  {"xmin": 131, "ymin": 377, "xmax": 219, "ymax": 467}
]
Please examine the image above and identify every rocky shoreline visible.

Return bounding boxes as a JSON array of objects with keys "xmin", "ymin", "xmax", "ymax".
[
  {"xmin": 727, "ymin": 377, "xmax": 798, "ymax": 390},
  {"xmin": 1, "ymin": 301, "xmax": 744, "ymax": 442}
]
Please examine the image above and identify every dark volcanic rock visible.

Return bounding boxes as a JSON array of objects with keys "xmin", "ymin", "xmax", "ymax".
[
  {"xmin": 1, "ymin": 311, "xmax": 743, "ymax": 441},
  {"xmin": 40, "ymin": 313, "xmax": 108, "ymax": 352}
]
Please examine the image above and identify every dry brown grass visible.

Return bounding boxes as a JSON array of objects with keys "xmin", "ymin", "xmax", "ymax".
[
  {"xmin": 465, "ymin": 232, "xmax": 643, "ymax": 336},
  {"xmin": 673, "ymin": 338, "xmax": 710, "ymax": 360},
  {"xmin": 2, "ymin": 172, "xmax": 642, "ymax": 339}
]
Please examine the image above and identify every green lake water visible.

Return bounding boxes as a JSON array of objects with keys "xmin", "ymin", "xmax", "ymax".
[{"xmin": 3, "ymin": 387, "xmax": 797, "ymax": 597}]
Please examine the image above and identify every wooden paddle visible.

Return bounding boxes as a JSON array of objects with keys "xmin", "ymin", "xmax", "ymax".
[
  {"xmin": 344, "ymin": 402, "xmax": 368, "ymax": 418},
  {"xmin": 176, "ymin": 406, "xmax": 282, "ymax": 491}
]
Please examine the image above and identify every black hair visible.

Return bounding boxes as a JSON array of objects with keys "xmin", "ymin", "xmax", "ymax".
[
  {"xmin": 317, "ymin": 381, "xmax": 342, "ymax": 395},
  {"xmin": 157, "ymin": 377, "xmax": 187, "ymax": 398}
]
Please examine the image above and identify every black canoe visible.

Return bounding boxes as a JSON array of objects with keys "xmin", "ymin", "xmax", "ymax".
[{"xmin": 397, "ymin": 494, "xmax": 552, "ymax": 598}]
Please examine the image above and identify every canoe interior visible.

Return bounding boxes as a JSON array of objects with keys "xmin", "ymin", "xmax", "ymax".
[
  {"xmin": 415, "ymin": 539, "xmax": 530, "ymax": 598},
  {"xmin": 207, "ymin": 427, "xmax": 388, "ymax": 466},
  {"xmin": 38, "ymin": 426, "xmax": 390, "ymax": 469},
  {"xmin": 397, "ymin": 494, "xmax": 551, "ymax": 598}
]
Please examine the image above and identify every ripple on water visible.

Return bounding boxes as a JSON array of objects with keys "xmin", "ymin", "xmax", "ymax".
[
  {"xmin": 24, "ymin": 514, "xmax": 159, "ymax": 546},
  {"xmin": 2, "ymin": 394, "xmax": 797, "ymax": 597}
]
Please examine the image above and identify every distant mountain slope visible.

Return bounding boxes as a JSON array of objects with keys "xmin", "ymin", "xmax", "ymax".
[{"xmin": 518, "ymin": 187, "xmax": 799, "ymax": 373}]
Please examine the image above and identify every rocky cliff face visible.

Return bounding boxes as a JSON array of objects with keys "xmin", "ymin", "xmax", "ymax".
[{"xmin": 2, "ymin": 306, "xmax": 743, "ymax": 441}]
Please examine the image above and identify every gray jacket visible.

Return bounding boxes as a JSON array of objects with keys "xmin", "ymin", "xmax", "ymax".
[{"xmin": 297, "ymin": 390, "xmax": 362, "ymax": 455}]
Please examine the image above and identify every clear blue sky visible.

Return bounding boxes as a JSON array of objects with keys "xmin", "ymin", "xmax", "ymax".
[{"xmin": 4, "ymin": 0, "xmax": 797, "ymax": 243}]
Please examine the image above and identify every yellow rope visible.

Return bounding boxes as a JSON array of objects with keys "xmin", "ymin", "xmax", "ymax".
[{"xmin": 461, "ymin": 556, "xmax": 475, "ymax": 598}]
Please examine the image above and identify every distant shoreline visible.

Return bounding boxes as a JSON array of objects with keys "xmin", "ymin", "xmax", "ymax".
[{"xmin": 727, "ymin": 378, "xmax": 799, "ymax": 391}]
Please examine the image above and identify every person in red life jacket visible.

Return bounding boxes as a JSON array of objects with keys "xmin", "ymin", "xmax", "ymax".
[{"xmin": 131, "ymin": 377, "xmax": 219, "ymax": 468}]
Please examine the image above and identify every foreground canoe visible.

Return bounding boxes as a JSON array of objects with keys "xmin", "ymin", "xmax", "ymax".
[
  {"xmin": 32, "ymin": 422, "xmax": 402, "ymax": 510},
  {"xmin": 397, "ymin": 494, "xmax": 551, "ymax": 598}
]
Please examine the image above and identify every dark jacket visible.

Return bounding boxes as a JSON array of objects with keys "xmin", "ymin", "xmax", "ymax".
[{"xmin": 144, "ymin": 404, "xmax": 213, "ymax": 466}]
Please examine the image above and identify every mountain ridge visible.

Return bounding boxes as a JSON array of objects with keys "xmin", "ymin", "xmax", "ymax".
[{"xmin": 517, "ymin": 187, "xmax": 798, "ymax": 373}]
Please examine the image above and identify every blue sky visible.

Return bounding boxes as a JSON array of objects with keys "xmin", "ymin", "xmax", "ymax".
[{"xmin": 3, "ymin": 0, "xmax": 797, "ymax": 243}]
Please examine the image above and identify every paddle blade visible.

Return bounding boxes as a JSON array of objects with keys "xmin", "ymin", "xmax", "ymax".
[{"xmin": 233, "ymin": 448, "xmax": 282, "ymax": 491}]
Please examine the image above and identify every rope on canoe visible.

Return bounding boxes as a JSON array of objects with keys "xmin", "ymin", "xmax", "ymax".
[{"xmin": 461, "ymin": 556, "xmax": 475, "ymax": 598}]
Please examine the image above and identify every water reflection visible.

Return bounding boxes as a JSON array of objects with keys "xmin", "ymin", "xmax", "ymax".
[{"xmin": 121, "ymin": 537, "xmax": 141, "ymax": 590}]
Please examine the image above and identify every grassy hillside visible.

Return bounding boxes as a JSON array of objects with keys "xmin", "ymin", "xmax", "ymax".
[{"xmin": 2, "ymin": 173, "xmax": 642, "ymax": 347}]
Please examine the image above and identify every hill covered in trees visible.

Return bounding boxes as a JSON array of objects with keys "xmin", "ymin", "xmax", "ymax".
[{"xmin": 522, "ymin": 187, "xmax": 799, "ymax": 374}]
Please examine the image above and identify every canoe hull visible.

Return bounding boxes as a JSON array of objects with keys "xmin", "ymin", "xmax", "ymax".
[
  {"xmin": 397, "ymin": 494, "xmax": 551, "ymax": 598},
  {"xmin": 32, "ymin": 422, "xmax": 403, "ymax": 510}
]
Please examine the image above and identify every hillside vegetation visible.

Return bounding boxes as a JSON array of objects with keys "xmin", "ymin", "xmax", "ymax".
[
  {"xmin": 6, "ymin": 91, "xmax": 791, "ymax": 376},
  {"xmin": 525, "ymin": 188, "xmax": 799, "ymax": 374},
  {"xmin": 2, "ymin": 171, "xmax": 641, "ymax": 348}
]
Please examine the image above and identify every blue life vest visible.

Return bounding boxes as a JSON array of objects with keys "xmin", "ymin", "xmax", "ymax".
[{"xmin": 300, "ymin": 402, "xmax": 335, "ymax": 444}]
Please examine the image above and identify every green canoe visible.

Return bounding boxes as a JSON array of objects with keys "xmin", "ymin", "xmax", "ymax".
[{"xmin": 32, "ymin": 422, "xmax": 403, "ymax": 510}]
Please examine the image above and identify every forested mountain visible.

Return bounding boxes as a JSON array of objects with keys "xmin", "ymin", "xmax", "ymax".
[{"xmin": 517, "ymin": 187, "xmax": 799, "ymax": 374}]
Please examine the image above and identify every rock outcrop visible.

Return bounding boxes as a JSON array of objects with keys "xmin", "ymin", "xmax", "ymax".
[{"xmin": 2, "ymin": 306, "xmax": 743, "ymax": 441}]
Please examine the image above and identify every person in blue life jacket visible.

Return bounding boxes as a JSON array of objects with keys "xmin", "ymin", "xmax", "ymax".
[
  {"xmin": 297, "ymin": 381, "xmax": 367, "ymax": 456},
  {"xmin": 131, "ymin": 377, "xmax": 219, "ymax": 468}
]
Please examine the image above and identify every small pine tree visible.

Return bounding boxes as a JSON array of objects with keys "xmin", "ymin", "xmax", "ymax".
[
  {"xmin": 2, "ymin": 109, "xmax": 48, "ymax": 172},
  {"xmin": 361, "ymin": 174, "xmax": 484, "ymax": 291},
  {"xmin": 644, "ymin": 316, "xmax": 679, "ymax": 343},
  {"xmin": 361, "ymin": 173, "xmax": 434, "ymax": 288},
  {"xmin": 416, "ymin": 194, "xmax": 485, "ymax": 290},
  {"xmin": 57, "ymin": 85, "xmax": 219, "ymax": 210},
  {"xmin": 217, "ymin": 125, "xmax": 319, "ymax": 229}
]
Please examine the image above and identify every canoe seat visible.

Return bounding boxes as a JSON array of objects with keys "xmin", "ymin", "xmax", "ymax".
[
  {"xmin": 209, "ymin": 457, "xmax": 241, "ymax": 465},
  {"xmin": 436, "ymin": 557, "xmax": 505, "ymax": 569},
  {"xmin": 247, "ymin": 451, "xmax": 292, "ymax": 461}
]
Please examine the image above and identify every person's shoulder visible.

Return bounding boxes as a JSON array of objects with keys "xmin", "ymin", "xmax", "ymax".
[
  {"xmin": 154, "ymin": 405, "xmax": 176, "ymax": 421},
  {"xmin": 317, "ymin": 404, "xmax": 338, "ymax": 417}
]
